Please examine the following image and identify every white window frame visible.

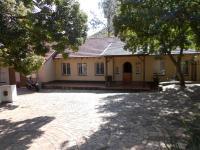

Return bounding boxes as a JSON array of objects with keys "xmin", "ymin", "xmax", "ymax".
[
  {"xmin": 115, "ymin": 66, "xmax": 119, "ymax": 74},
  {"xmin": 62, "ymin": 63, "xmax": 71, "ymax": 75},
  {"xmin": 159, "ymin": 60, "xmax": 166, "ymax": 75},
  {"xmin": 95, "ymin": 62, "xmax": 104, "ymax": 75},
  {"xmin": 78, "ymin": 63, "xmax": 87, "ymax": 76},
  {"xmin": 154, "ymin": 60, "xmax": 166, "ymax": 75},
  {"xmin": 135, "ymin": 62, "xmax": 141, "ymax": 74},
  {"xmin": 181, "ymin": 61, "xmax": 189, "ymax": 75}
]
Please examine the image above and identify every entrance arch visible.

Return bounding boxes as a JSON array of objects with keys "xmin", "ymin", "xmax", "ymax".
[{"xmin": 123, "ymin": 62, "xmax": 132, "ymax": 82}]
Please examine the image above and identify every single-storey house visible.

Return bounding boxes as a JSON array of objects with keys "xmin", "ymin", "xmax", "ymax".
[
  {"xmin": 37, "ymin": 37, "xmax": 200, "ymax": 85},
  {"xmin": 0, "ymin": 49, "xmax": 57, "ymax": 86}
]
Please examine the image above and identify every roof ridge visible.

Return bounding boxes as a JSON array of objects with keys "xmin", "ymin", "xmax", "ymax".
[{"xmin": 100, "ymin": 43, "xmax": 113, "ymax": 56}]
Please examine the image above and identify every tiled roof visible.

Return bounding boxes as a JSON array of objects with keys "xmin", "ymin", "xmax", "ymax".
[
  {"xmin": 53, "ymin": 37, "xmax": 200, "ymax": 58},
  {"xmin": 101, "ymin": 39, "xmax": 132, "ymax": 56},
  {"xmin": 102, "ymin": 39, "xmax": 200, "ymax": 56},
  {"xmin": 45, "ymin": 50, "xmax": 56, "ymax": 60},
  {"xmin": 54, "ymin": 38, "xmax": 115, "ymax": 58}
]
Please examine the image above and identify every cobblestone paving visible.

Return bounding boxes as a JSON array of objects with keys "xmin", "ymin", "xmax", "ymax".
[{"xmin": 0, "ymin": 87, "xmax": 199, "ymax": 150}]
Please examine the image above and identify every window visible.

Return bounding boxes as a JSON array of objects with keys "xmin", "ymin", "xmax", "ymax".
[
  {"xmin": 95, "ymin": 63, "xmax": 104, "ymax": 75},
  {"xmin": 181, "ymin": 61, "xmax": 189, "ymax": 75},
  {"xmin": 115, "ymin": 67, "xmax": 119, "ymax": 74},
  {"xmin": 78, "ymin": 63, "xmax": 87, "ymax": 75},
  {"xmin": 135, "ymin": 62, "xmax": 141, "ymax": 74},
  {"xmin": 62, "ymin": 63, "xmax": 71, "ymax": 75},
  {"xmin": 154, "ymin": 60, "xmax": 166, "ymax": 75},
  {"xmin": 159, "ymin": 60, "xmax": 166, "ymax": 75}
]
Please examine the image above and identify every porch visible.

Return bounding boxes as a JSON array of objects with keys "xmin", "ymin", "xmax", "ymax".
[{"xmin": 42, "ymin": 81, "xmax": 156, "ymax": 92}]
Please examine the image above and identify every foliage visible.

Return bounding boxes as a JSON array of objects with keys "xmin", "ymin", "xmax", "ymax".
[
  {"xmin": 100, "ymin": 0, "xmax": 117, "ymax": 36},
  {"xmin": 114, "ymin": 0, "xmax": 200, "ymax": 87},
  {"xmin": 10, "ymin": 53, "xmax": 44, "ymax": 75},
  {"xmin": 0, "ymin": 0, "xmax": 87, "ymax": 75},
  {"xmin": 89, "ymin": 28, "xmax": 108, "ymax": 38}
]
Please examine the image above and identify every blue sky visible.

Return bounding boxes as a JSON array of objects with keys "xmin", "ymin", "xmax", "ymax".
[{"xmin": 78, "ymin": 0, "xmax": 107, "ymax": 36}]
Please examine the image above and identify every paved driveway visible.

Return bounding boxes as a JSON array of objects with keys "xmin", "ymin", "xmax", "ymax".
[{"xmin": 0, "ymin": 87, "xmax": 199, "ymax": 150}]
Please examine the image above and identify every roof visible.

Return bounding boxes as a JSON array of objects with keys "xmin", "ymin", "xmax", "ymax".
[
  {"xmin": 54, "ymin": 38, "xmax": 115, "ymax": 58},
  {"xmin": 53, "ymin": 37, "xmax": 200, "ymax": 58},
  {"xmin": 101, "ymin": 39, "xmax": 131, "ymax": 56},
  {"xmin": 45, "ymin": 50, "xmax": 56, "ymax": 60},
  {"xmin": 170, "ymin": 49, "xmax": 200, "ymax": 55},
  {"xmin": 43, "ymin": 50, "xmax": 57, "ymax": 64}
]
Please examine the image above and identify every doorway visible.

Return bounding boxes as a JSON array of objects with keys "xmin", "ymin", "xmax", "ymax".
[{"xmin": 123, "ymin": 62, "xmax": 132, "ymax": 82}]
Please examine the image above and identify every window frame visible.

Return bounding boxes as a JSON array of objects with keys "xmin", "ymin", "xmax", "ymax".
[
  {"xmin": 62, "ymin": 63, "xmax": 71, "ymax": 76},
  {"xmin": 153, "ymin": 59, "xmax": 166, "ymax": 76},
  {"xmin": 115, "ymin": 66, "xmax": 120, "ymax": 74},
  {"xmin": 135, "ymin": 62, "xmax": 141, "ymax": 75},
  {"xmin": 181, "ymin": 61, "xmax": 189, "ymax": 75},
  {"xmin": 159, "ymin": 60, "xmax": 166, "ymax": 76},
  {"xmin": 95, "ymin": 62, "xmax": 104, "ymax": 76},
  {"xmin": 78, "ymin": 63, "xmax": 87, "ymax": 76}
]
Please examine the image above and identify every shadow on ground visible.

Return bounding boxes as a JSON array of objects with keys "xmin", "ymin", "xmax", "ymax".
[
  {"xmin": 66, "ymin": 85, "xmax": 200, "ymax": 150},
  {"xmin": 17, "ymin": 88, "xmax": 37, "ymax": 95},
  {"xmin": 0, "ymin": 103, "xmax": 18, "ymax": 112},
  {"xmin": 0, "ymin": 116, "xmax": 55, "ymax": 150}
]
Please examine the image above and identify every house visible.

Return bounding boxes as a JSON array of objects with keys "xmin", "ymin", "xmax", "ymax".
[
  {"xmin": 37, "ymin": 37, "xmax": 200, "ymax": 85},
  {"xmin": 0, "ymin": 51, "xmax": 57, "ymax": 87}
]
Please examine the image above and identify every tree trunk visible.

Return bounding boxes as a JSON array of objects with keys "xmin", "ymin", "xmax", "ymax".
[
  {"xmin": 107, "ymin": 27, "xmax": 111, "ymax": 37},
  {"xmin": 107, "ymin": 15, "xmax": 111, "ymax": 37},
  {"xmin": 176, "ymin": 62, "xmax": 186, "ymax": 88},
  {"xmin": 107, "ymin": 24, "xmax": 111, "ymax": 37},
  {"xmin": 168, "ymin": 52, "xmax": 186, "ymax": 88}
]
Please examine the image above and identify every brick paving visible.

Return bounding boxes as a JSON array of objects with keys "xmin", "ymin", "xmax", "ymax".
[{"xmin": 0, "ymin": 86, "xmax": 199, "ymax": 150}]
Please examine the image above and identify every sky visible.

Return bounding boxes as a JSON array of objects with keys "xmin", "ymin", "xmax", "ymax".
[{"xmin": 78, "ymin": 0, "xmax": 107, "ymax": 36}]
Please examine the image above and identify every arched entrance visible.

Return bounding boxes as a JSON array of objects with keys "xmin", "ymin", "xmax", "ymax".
[{"xmin": 123, "ymin": 62, "xmax": 132, "ymax": 82}]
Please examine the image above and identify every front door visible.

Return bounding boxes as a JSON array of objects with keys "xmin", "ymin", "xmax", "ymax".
[{"xmin": 123, "ymin": 62, "xmax": 132, "ymax": 82}]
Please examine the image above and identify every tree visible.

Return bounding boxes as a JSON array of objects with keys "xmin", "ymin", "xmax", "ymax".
[
  {"xmin": 100, "ymin": 0, "xmax": 117, "ymax": 36},
  {"xmin": 114, "ymin": 0, "xmax": 200, "ymax": 87},
  {"xmin": 0, "ymin": 0, "xmax": 87, "ymax": 75}
]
